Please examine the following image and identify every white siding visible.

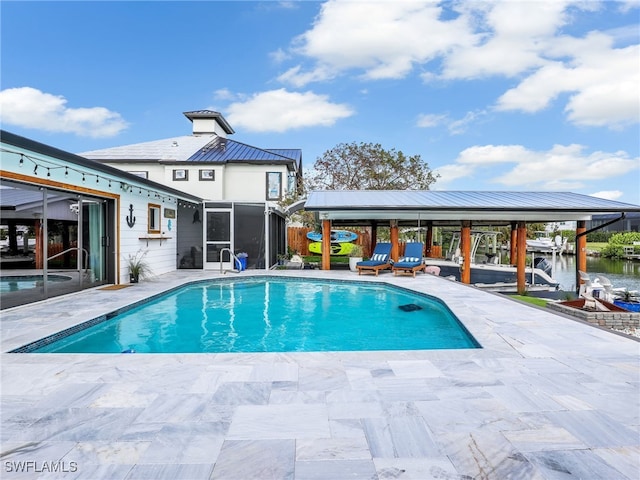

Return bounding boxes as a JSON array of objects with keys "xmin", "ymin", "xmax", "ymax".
[
  {"xmin": 224, "ymin": 164, "xmax": 290, "ymax": 201},
  {"xmin": 162, "ymin": 165, "xmax": 224, "ymax": 200},
  {"xmin": 102, "ymin": 162, "xmax": 293, "ymax": 203},
  {"xmin": 118, "ymin": 195, "xmax": 179, "ymax": 283}
]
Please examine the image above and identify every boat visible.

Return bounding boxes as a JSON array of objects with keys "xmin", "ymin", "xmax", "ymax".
[
  {"xmin": 308, "ymin": 242, "xmax": 355, "ymax": 256},
  {"xmin": 306, "ymin": 230, "xmax": 358, "ymax": 243},
  {"xmin": 527, "ymin": 231, "xmax": 567, "ymax": 253},
  {"xmin": 425, "ymin": 231, "xmax": 560, "ymax": 291}
]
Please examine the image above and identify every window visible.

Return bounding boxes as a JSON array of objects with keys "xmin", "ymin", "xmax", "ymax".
[
  {"xmin": 266, "ymin": 172, "xmax": 282, "ymax": 200},
  {"xmin": 128, "ymin": 171, "xmax": 148, "ymax": 179},
  {"xmin": 173, "ymin": 169, "xmax": 188, "ymax": 181},
  {"xmin": 199, "ymin": 169, "xmax": 215, "ymax": 181},
  {"xmin": 148, "ymin": 203, "xmax": 161, "ymax": 233}
]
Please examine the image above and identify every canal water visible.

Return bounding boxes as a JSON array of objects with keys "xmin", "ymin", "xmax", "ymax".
[{"xmin": 547, "ymin": 254, "xmax": 640, "ymax": 293}]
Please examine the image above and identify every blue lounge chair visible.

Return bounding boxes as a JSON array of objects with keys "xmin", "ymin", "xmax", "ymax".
[
  {"xmin": 392, "ymin": 242, "xmax": 426, "ymax": 277},
  {"xmin": 356, "ymin": 243, "xmax": 392, "ymax": 276}
]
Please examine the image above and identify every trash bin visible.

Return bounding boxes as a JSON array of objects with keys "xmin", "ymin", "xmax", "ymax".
[{"xmin": 236, "ymin": 257, "xmax": 247, "ymax": 271}]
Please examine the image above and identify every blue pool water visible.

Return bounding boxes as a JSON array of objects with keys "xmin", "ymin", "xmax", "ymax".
[
  {"xmin": 32, "ymin": 278, "xmax": 480, "ymax": 353},
  {"xmin": 0, "ymin": 274, "xmax": 71, "ymax": 293}
]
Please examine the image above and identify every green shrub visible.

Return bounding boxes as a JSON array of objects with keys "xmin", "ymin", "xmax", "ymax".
[
  {"xmin": 585, "ymin": 231, "xmax": 611, "ymax": 243},
  {"xmin": 608, "ymin": 232, "xmax": 640, "ymax": 245},
  {"xmin": 601, "ymin": 243, "xmax": 625, "ymax": 259}
]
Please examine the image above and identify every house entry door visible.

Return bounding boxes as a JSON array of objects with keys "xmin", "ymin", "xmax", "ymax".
[{"xmin": 204, "ymin": 206, "xmax": 233, "ymax": 270}]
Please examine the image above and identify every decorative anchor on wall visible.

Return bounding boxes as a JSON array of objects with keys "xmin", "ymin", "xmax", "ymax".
[{"xmin": 126, "ymin": 204, "xmax": 136, "ymax": 228}]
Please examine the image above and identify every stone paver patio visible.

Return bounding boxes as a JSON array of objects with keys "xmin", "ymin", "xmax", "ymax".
[{"xmin": 1, "ymin": 269, "xmax": 638, "ymax": 479}]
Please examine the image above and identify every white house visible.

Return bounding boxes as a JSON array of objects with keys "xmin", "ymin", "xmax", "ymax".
[
  {"xmin": 81, "ymin": 110, "xmax": 303, "ymax": 270},
  {"xmin": 0, "ymin": 130, "xmax": 203, "ymax": 309}
]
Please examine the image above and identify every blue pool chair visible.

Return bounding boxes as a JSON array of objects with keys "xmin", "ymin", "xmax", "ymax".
[
  {"xmin": 356, "ymin": 242, "xmax": 392, "ymax": 276},
  {"xmin": 392, "ymin": 242, "xmax": 426, "ymax": 277}
]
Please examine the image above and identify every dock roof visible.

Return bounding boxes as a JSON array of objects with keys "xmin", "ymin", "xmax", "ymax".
[{"xmin": 304, "ymin": 190, "xmax": 640, "ymax": 226}]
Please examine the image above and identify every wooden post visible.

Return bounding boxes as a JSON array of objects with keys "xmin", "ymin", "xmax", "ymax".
[
  {"xmin": 460, "ymin": 221, "xmax": 471, "ymax": 284},
  {"xmin": 370, "ymin": 222, "xmax": 377, "ymax": 257},
  {"xmin": 517, "ymin": 221, "xmax": 527, "ymax": 294},
  {"xmin": 576, "ymin": 220, "xmax": 587, "ymax": 291},
  {"xmin": 34, "ymin": 219, "xmax": 42, "ymax": 269},
  {"xmin": 425, "ymin": 222, "xmax": 433, "ymax": 257},
  {"xmin": 510, "ymin": 222, "xmax": 517, "ymax": 266},
  {"xmin": 390, "ymin": 220, "xmax": 399, "ymax": 262},
  {"xmin": 321, "ymin": 219, "xmax": 331, "ymax": 270}
]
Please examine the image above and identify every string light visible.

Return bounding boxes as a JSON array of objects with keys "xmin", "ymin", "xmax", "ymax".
[{"xmin": 2, "ymin": 148, "xmax": 186, "ymax": 209}]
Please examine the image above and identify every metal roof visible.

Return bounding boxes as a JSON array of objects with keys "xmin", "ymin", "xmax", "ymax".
[
  {"xmin": 80, "ymin": 135, "xmax": 215, "ymax": 162},
  {"xmin": 266, "ymin": 149, "xmax": 302, "ymax": 163},
  {"xmin": 80, "ymin": 136, "xmax": 300, "ymax": 171},
  {"xmin": 187, "ymin": 138, "xmax": 299, "ymax": 170},
  {"xmin": 304, "ymin": 190, "xmax": 640, "ymax": 226}
]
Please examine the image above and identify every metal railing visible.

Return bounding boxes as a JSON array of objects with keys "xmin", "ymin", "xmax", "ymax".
[
  {"xmin": 219, "ymin": 248, "xmax": 241, "ymax": 274},
  {"xmin": 47, "ymin": 247, "xmax": 90, "ymax": 273}
]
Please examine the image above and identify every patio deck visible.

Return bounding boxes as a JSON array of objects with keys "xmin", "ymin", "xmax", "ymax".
[{"xmin": 1, "ymin": 270, "xmax": 638, "ymax": 479}]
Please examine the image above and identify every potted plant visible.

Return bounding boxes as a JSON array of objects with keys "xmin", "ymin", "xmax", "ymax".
[
  {"xmin": 348, "ymin": 244, "xmax": 364, "ymax": 272},
  {"xmin": 613, "ymin": 289, "xmax": 640, "ymax": 312},
  {"xmin": 277, "ymin": 253, "xmax": 290, "ymax": 266},
  {"xmin": 126, "ymin": 250, "xmax": 151, "ymax": 283}
]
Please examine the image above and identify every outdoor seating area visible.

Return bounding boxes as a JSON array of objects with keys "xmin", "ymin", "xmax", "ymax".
[
  {"xmin": 392, "ymin": 242, "xmax": 427, "ymax": 277},
  {"xmin": 356, "ymin": 242, "xmax": 392, "ymax": 276}
]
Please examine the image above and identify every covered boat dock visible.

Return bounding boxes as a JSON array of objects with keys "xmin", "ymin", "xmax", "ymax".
[{"xmin": 303, "ymin": 190, "xmax": 640, "ymax": 293}]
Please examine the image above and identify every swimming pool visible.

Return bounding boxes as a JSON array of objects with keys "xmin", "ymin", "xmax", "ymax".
[
  {"xmin": 25, "ymin": 277, "xmax": 480, "ymax": 353},
  {"xmin": 0, "ymin": 274, "xmax": 72, "ymax": 293}
]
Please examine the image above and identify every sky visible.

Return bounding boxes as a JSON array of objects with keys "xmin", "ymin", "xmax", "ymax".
[{"xmin": 1, "ymin": 0, "xmax": 639, "ymax": 205}]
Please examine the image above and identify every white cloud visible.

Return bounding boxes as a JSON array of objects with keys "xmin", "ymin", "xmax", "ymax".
[
  {"xmin": 277, "ymin": 65, "xmax": 335, "ymax": 88},
  {"xmin": 416, "ymin": 113, "xmax": 448, "ymax": 128},
  {"xmin": 617, "ymin": 0, "xmax": 640, "ymax": 14},
  {"xmin": 213, "ymin": 88, "xmax": 239, "ymax": 101},
  {"xmin": 496, "ymin": 33, "xmax": 640, "ymax": 128},
  {"xmin": 456, "ymin": 145, "xmax": 537, "ymax": 165},
  {"xmin": 269, "ymin": 48, "xmax": 290, "ymax": 64},
  {"xmin": 438, "ymin": 143, "xmax": 639, "ymax": 191},
  {"xmin": 278, "ymin": 1, "xmax": 638, "ymax": 129},
  {"xmin": 417, "ymin": 110, "xmax": 488, "ymax": 135},
  {"xmin": 590, "ymin": 190, "xmax": 624, "ymax": 201},
  {"xmin": 0, "ymin": 87, "xmax": 128, "ymax": 138},
  {"xmin": 225, "ymin": 88, "xmax": 354, "ymax": 132},
  {"xmin": 280, "ymin": 1, "xmax": 473, "ymax": 86},
  {"xmin": 432, "ymin": 164, "xmax": 469, "ymax": 188}
]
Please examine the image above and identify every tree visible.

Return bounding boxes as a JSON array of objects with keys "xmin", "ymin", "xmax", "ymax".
[{"xmin": 305, "ymin": 142, "xmax": 438, "ymax": 191}]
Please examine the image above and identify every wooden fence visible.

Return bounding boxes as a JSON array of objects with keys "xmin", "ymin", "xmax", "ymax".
[{"xmin": 288, "ymin": 227, "xmax": 372, "ymax": 257}]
